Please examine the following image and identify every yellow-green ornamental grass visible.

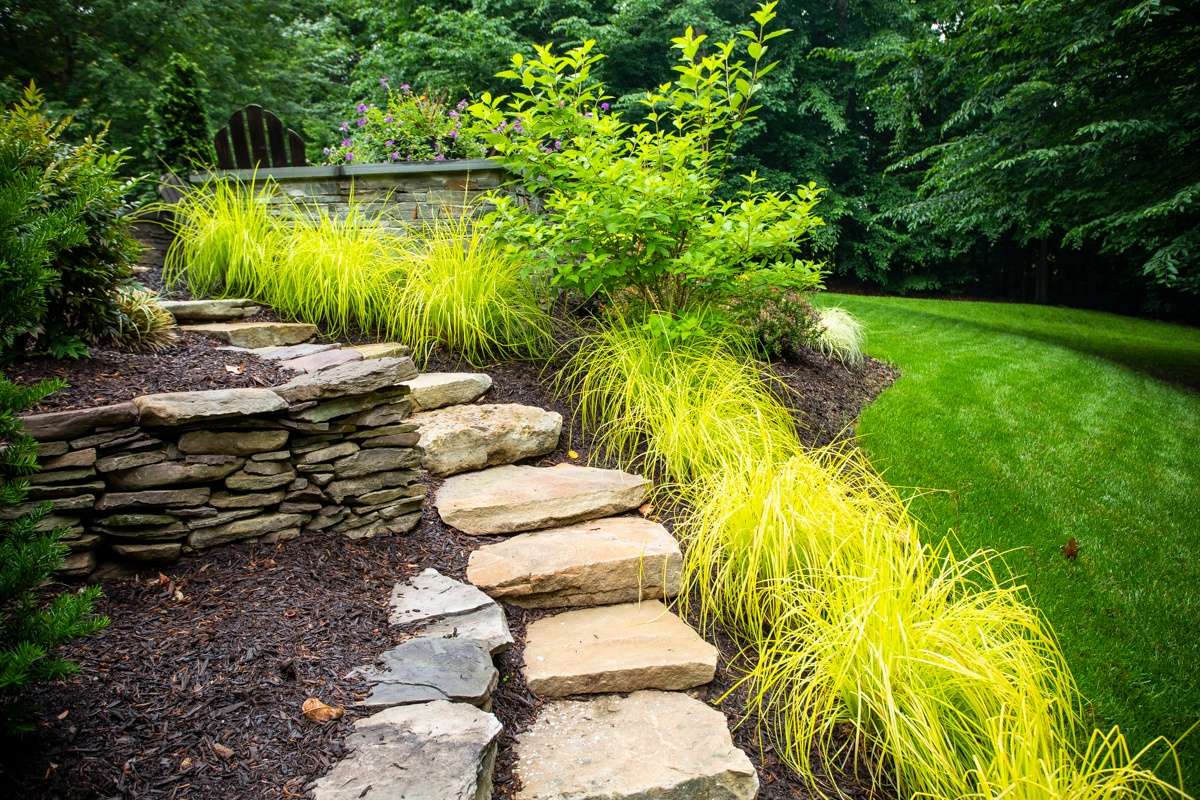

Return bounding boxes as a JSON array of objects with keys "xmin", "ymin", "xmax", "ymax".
[
  {"xmin": 568, "ymin": 318, "xmax": 1187, "ymax": 799},
  {"xmin": 163, "ymin": 177, "xmax": 550, "ymax": 364}
]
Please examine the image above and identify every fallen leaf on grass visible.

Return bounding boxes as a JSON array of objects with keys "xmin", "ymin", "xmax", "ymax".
[
  {"xmin": 1062, "ymin": 537, "xmax": 1079, "ymax": 560},
  {"xmin": 302, "ymin": 697, "xmax": 345, "ymax": 723}
]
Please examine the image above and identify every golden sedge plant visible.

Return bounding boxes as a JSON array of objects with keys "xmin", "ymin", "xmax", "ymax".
[
  {"xmin": 557, "ymin": 316, "xmax": 800, "ymax": 487},
  {"xmin": 393, "ymin": 212, "xmax": 552, "ymax": 365},
  {"xmin": 269, "ymin": 201, "xmax": 407, "ymax": 338},
  {"xmin": 162, "ymin": 175, "xmax": 279, "ymax": 298}
]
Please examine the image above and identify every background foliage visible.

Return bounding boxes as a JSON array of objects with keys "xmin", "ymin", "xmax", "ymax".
[{"xmin": 2, "ymin": 0, "xmax": 1195, "ymax": 312}]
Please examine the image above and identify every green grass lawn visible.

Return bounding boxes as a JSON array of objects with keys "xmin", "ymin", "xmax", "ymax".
[{"xmin": 818, "ymin": 294, "xmax": 1200, "ymax": 783}]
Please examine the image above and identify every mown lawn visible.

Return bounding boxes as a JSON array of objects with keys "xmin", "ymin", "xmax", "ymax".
[{"xmin": 818, "ymin": 294, "xmax": 1200, "ymax": 781}]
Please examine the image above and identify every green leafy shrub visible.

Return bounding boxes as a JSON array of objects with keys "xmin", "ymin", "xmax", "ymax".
[
  {"xmin": 324, "ymin": 84, "xmax": 486, "ymax": 164},
  {"xmin": 146, "ymin": 53, "xmax": 213, "ymax": 174},
  {"xmin": 0, "ymin": 374, "xmax": 108, "ymax": 732},
  {"xmin": 0, "ymin": 84, "xmax": 138, "ymax": 357},
  {"xmin": 472, "ymin": 3, "xmax": 826, "ymax": 333},
  {"xmin": 111, "ymin": 287, "xmax": 178, "ymax": 352}
]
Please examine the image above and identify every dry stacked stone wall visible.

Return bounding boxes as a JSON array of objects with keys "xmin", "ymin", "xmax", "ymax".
[
  {"xmin": 16, "ymin": 357, "xmax": 424, "ymax": 576},
  {"xmin": 192, "ymin": 160, "xmax": 509, "ymax": 233}
]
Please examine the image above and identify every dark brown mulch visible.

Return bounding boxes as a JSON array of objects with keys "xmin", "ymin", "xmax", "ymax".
[
  {"xmin": 770, "ymin": 350, "xmax": 899, "ymax": 448},
  {"xmin": 5, "ymin": 334, "xmax": 291, "ymax": 414}
]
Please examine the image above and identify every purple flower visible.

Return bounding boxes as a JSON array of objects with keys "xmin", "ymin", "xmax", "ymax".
[
  {"xmin": 399, "ymin": 83, "xmax": 411, "ymax": 92},
  {"xmin": 553, "ymin": 139, "xmax": 562, "ymax": 150},
  {"xmin": 322, "ymin": 147, "xmax": 331, "ymax": 155},
  {"xmin": 600, "ymin": 102, "xmax": 610, "ymax": 111},
  {"xmin": 379, "ymin": 76, "xmax": 390, "ymax": 87},
  {"xmin": 448, "ymin": 110, "xmax": 460, "ymax": 120},
  {"xmin": 356, "ymin": 103, "xmax": 368, "ymax": 113},
  {"xmin": 512, "ymin": 119, "xmax": 524, "ymax": 133},
  {"xmin": 385, "ymin": 139, "xmax": 395, "ymax": 147},
  {"xmin": 389, "ymin": 151, "xmax": 400, "ymax": 161},
  {"xmin": 341, "ymin": 138, "xmax": 352, "ymax": 147},
  {"xmin": 492, "ymin": 121, "xmax": 507, "ymax": 134},
  {"xmin": 449, "ymin": 129, "xmax": 459, "ymax": 140},
  {"xmin": 339, "ymin": 121, "xmax": 350, "ymax": 132},
  {"xmin": 344, "ymin": 151, "xmax": 354, "ymax": 162},
  {"xmin": 384, "ymin": 115, "xmax": 394, "ymax": 123},
  {"xmin": 456, "ymin": 99, "xmax": 468, "ymax": 111},
  {"xmin": 357, "ymin": 117, "xmax": 367, "ymax": 127},
  {"xmin": 434, "ymin": 153, "xmax": 446, "ymax": 161}
]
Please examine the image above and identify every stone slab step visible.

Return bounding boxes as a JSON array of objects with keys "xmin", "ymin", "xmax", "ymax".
[
  {"xmin": 389, "ymin": 568, "xmax": 513, "ymax": 654},
  {"xmin": 278, "ymin": 347, "xmax": 362, "ymax": 373},
  {"xmin": 310, "ymin": 701, "xmax": 501, "ymax": 800},
  {"xmin": 349, "ymin": 342, "xmax": 410, "ymax": 360},
  {"xmin": 354, "ymin": 636, "xmax": 498, "ymax": 709},
  {"xmin": 412, "ymin": 403, "xmax": 562, "ymax": 476},
  {"xmin": 180, "ymin": 321, "xmax": 317, "ymax": 349},
  {"xmin": 436, "ymin": 464, "xmax": 649, "ymax": 535},
  {"xmin": 403, "ymin": 372, "xmax": 492, "ymax": 411},
  {"xmin": 466, "ymin": 516, "xmax": 681, "ymax": 608},
  {"xmin": 514, "ymin": 690, "xmax": 758, "ymax": 800},
  {"xmin": 229, "ymin": 342, "xmax": 340, "ymax": 361},
  {"xmin": 522, "ymin": 600, "xmax": 716, "ymax": 697},
  {"xmin": 160, "ymin": 298, "xmax": 260, "ymax": 322}
]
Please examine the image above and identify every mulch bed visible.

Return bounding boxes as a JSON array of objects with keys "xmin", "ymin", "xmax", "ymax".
[{"xmin": 5, "ymin": 333, "xmax": 292, "ymax": 414}]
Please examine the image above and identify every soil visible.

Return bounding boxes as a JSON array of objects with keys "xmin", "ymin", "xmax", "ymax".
[{"xmin": 5, "ymin": 333, "xmax": 292, "ymax": 414}]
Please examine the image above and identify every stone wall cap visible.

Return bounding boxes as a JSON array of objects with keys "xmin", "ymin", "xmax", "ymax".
[
  {"xmin": 190, "ymin": 158, "xmax": 502, "ymax": 184},
  {"xmin": 20, "ymin": 402, "xmax": 138, "ymax": 442},
  {"xmin": 275, "ymin": 357, "xmax": 418, "ymax": 403},
  {"xmin": 134, "ymin": 388, "xmax": 288, "ymax": 426}
]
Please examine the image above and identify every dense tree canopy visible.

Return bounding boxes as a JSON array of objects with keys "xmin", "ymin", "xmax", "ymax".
[{"xmin": 1, "ymin": 0, "xmax": 1195, "ymax": 311}]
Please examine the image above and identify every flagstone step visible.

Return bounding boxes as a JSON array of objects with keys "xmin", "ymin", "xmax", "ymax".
[
  {"xmin": 412, "ymin": 403, "xmax": 562, "ymax": 476},
  {"xmin": 160, "ymin": 298, "xmax": 261, "ymax": 322},
  {"xmin": 389, "ymin": 568, "xmax": 514, "ymax": 655},
  {"xmin": 354, "ymin": 636, "xmax": 498, "ymax": 710},
  {"xmin": 310, "ymin": 701, "xmax": 501, "ymax": 800},
  {"xmin": 403, "ymin": 372, "xmax": 493, "ymax": 411},
  {"xmin": 348, "ymin": 342, "xmax": 411, "ymax": 360},
  {"xmin": 436, "ymin": 464, "xmax": 650, "ymax": 535},
  {"xmin": 466, "ymin": 516, "xmax": 681, "ymax": 608},
  {"xmin": 180, "ymin": 321, "xmax": 317, "ymax": 349},
  {"xmin": 522, "ymin": 600, "xmax": 716, "ymax": 697},
  {"xmin": 514, "ymin": 690, "xmax": 758, "ymax": 800}
]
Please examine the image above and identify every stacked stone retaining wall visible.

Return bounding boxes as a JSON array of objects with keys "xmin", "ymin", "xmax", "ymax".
[
  {"xmin": 15, "ymin": 358, "xmax": 425, "ymax": 576},
  {"xmin": 190, "ymin": 160, "xmax": 510, "ymax": 233}
]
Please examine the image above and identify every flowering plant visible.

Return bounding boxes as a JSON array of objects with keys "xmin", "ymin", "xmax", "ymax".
[{"xmin": 323, "ymin": 81, "xmax": 486, "ymax": 165}]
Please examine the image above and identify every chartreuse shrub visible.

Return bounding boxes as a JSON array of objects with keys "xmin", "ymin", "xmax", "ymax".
[
  {"xmin": 0, "ymin": 84, "xmax": 138, "ymax": 357},
  {"xmin": 0, "ymin": 374, "xmax": 108, "ymax": 732}
]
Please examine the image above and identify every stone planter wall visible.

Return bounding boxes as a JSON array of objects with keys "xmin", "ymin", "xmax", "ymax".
[
  {"xmin": 190, "ymin": 160, "xmax": 509, "ymax": 232},
  {"xmin": 16, "ymin": 358, "xmax": 425, "ymax": 576}
]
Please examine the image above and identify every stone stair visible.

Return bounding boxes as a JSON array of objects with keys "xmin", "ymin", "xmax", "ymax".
[
  {"xmin": 422, "ymin": 387, "xmax": 758, "ymax": 799},
  {"xmin": 305, "ymin": 355, "xmax": 757, "ymax": 800}
]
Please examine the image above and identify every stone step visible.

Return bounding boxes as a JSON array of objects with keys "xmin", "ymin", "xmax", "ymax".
[
  {"xmin": 310, "ymin": 701, "xmax": 501, "ymax": 800},
  {"xmin": 180, "ymin": 321, "xmax": 317, "ymax": 349},
  {"xmin": 389, "ymin": 568, "xmax": 513, "ymax": 655},
  {"xmin": 159, "ymin": 298, "xmax": 261, "ymax": 322},
  {"xmin": 412, "ymin": 403, "xmax": 562, "ymax": 476},
  {"xmin": 353, "ymin": 636, "xmax": 498, "ymax": 710},
  {"xmin": 403, "ymin": 372, "xmax": 492, "ymax": 411},
  {"xmin": 466, "ymin": 516, "xmax": 681, "ymax": 608},
  {"xmin": 436, "ymin": 464, "xmax": 649, "ymax": 535},
  {"xmin": 522, "ymin": 600, "xmax": 716, "ymax": 697},
  {"xmin": 514, "ymin": 691, "xmax": 758, "ymax": 800},
  {"xmin": 278, "ymin": 347, "xmax": 362, "ymax": 373},
  {"xmin": 348, "ymin": 342, "xmax": 410, "ymax": 360}
]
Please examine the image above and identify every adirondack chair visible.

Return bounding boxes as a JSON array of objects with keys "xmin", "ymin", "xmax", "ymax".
[{"xmin": 213, "ymin": 104, "xmax": 307, "ymax": 170}]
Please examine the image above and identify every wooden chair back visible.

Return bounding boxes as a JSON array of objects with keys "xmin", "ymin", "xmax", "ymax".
[{"xmin": 213, "ymin": 104, "xmax": 306, "ymax": 170}]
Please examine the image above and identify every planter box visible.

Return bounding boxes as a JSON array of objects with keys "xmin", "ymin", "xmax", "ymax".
[{"xmin": 189, "ymin": 159, "xmax": 509, "ymax": 230}]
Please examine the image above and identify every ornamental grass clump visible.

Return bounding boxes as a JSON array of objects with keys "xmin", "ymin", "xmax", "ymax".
[
  {"xmin": 163, "ymin": 174, "xmax": 278, "ymax": 298},
  {"xmin": 557, "ymin": 315, "xmax": 798, "ymax": 486},
  {"xmin": 393, "ymin": 212, "xmax": 552, "ymax": 365},
  {"xmin": 269, "ymin": 201, "xmax": 407, "ymax": 338}
]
